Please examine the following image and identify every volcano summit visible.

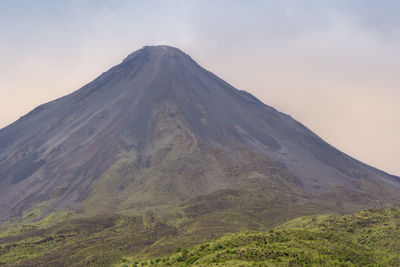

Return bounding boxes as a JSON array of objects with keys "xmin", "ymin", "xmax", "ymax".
[{"xmin": 1, "ymin": 45, "xmax": 399, "ymax": 225}]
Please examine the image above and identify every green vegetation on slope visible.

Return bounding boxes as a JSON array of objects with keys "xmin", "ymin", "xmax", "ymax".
[
  {"xmin": 0, "ymin": 210, "xmax": 75, "ymax": 239},
  {"xmin": 125, "ymin": 207, "xmax": 400, "ymax": 266},
  {"xmin": 0, "ymin": 213, "xmax": 177, "ymax": 266},
  {"xmin": 0, "ymin": 189, "xmax": 325, "ymax": 266},
  {"xmin": 1, "ymin": 193, "xmax": 399, "ymax": 267}
]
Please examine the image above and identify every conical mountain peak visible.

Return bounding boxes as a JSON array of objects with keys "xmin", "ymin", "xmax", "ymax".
[
  {"xmin": 0, "ymin": 45, "xmax": 399, "ymax": 224},
  {"xmin": 142, "ymin": 45, "xmax": 187, "ymax": 55},
  {"xmin": 122, "ymin": 45, "xmax": 191, "ymax": 64}
]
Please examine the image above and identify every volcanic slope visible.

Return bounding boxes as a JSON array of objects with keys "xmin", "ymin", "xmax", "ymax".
[{"xmin": 0, "ymin": 45, "xmax": 399, "ymax": 224}]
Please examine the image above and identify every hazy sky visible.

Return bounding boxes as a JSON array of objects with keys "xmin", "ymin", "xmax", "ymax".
[{"xmin": 0, "ymin": 0, "xmax": 399, "ymax": 175}]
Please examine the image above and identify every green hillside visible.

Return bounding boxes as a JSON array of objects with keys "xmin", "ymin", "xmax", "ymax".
[
  {"xmin": 0, "ymin": 189, "xmax": 323, "ymax": 267},
  {"xmin": 1, "ymin": 206, "xmax": 400, "ymax": 266},
  {"xmin": 122, "ymin": 207, "xmax": 400, "ymax": 266}
]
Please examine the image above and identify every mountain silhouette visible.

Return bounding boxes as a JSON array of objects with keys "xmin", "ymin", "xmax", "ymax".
[{"xmin": 1, "ymin": 45, "xmax": 399, "ymax": 223}]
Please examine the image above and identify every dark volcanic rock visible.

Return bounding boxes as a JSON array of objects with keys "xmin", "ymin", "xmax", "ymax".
[{"xmin": 0, "ymin": 45, "xmax": 399, "ymax": 222}]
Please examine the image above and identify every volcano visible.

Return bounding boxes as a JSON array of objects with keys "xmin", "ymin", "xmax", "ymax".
[{"xmin": 1, "ymin": 45, "xmax": 399, "ymax": 224}]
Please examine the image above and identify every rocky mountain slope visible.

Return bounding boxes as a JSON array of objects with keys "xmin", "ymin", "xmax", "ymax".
[{"xmin": 0, "ymin": 45, "xmax": 399, "ymax": 224}]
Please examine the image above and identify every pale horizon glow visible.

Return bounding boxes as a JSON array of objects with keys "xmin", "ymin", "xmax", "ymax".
[{"xmin": 0, "ymin": 0, "xmax": 399, "ymax": 176}]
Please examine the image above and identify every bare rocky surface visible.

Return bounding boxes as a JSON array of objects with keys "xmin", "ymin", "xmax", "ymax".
[{"xmin": 1, "ymin": 45, "xmax": 399, "ymax": 223}]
